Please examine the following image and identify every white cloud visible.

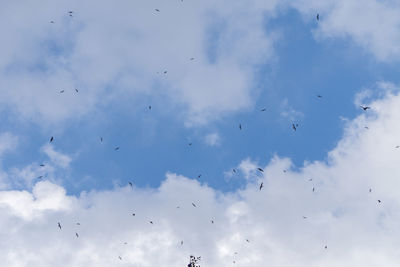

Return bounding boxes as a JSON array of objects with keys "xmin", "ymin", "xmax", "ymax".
[
  {"xmin": 1, "ymin": 86, "xmax": 400, "ymax": 266},
  {"xmin": 204, "ymin": 132, "xmax": 221, "ymax": 147},
  {"xmin": 42, "ymin": 144, "xmax": 72, "ymax": 168},
  {"xmin": 0, "ymin": 0, "xmax": 280, "ymax": 126},
  {"xmin": 291, "ymin": 0, "xmax": 400, "ymax": 62}
]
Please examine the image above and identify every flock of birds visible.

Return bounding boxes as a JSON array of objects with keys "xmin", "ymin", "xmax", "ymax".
[{"xmin": 39, "ymin": 8, "xmax": 398, "ymax": 267}]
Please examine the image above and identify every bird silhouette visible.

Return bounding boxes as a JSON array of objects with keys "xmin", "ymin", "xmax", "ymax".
[
  {"xmin": 149, "ymin": 221, "xmax": 154, "ymax": 224},
  {"xmin": 155, "ymin": 9, "xmax": 160, "ymax": 12},
  {"xmin": 292, "ymin": 123, "xmax": 298, "ymax": 131},
  {"xmin": 257, "ymin": 168, "xmax": 264, "ymax": 172},
  {"xmin": 259, "ymin": 182, "xmax": 263, "ymax": 190},
  {"xmin": 132, "ymin": 213, "xmax": 135, "ymax": 216},
  {"xmin": 360, "ymin": 106, "xmax": 371, "ymax": 111},
  {"xmin": 128, "ymin": 182, "xmax": 133, "ymax": 188},
  {"xmin": 239, "ymin": 123, "xmax": 242, "ymax": 130},
  {"xmin": 76, "ymin": 233, "xmax": 79, "ymax": 238},
  {"xmin": 317, "ymin": 14, "xmax": 320, "ymax": 20},
  {"xmin": 58, "ymin": 222, "xmax": 62, "ymax": 230},
  {"xmin": 50, "ymin": 136, "xmax": 54, "ymax": 143},
  {"xmin": 114, "ymin": 147, "xmax": 120, "ymax": 151},
  {"xmin": 260, "ymin": 108, "xmax": 266, "ymax": 112},
  {"xmin": 192, "ymin": 203, "xmax": 197, "ymax": 207},
  {"xmin": 75, "ymin": 88, "xmax": 78, "ymax": 93},
  {"xmin": 60, "ymin": 90, "xmax": 64, "ymax": 93},
  {"xmin": 100, "ymin": 137, "xmax": 103, "ymax": 142}
]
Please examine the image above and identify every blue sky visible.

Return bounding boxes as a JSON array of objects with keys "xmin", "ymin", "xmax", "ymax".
[
  {"xmin": 2, "ymin": 5, "xmax": 399, "ymax": 194},
  {"xmin": 1, "ymin": 1, "xmax": 400, "ymax": 266}
]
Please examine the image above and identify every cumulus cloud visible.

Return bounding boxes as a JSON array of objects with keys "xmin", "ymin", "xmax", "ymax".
[
  {"xmin": 0, "ymin": 0, "xmax": 280, "ymax": 125},
  {"xmin": 291, "ymin": 0, "xmax": 400, "ymax": 62},
  {"xmin": 1, "ymin": 86, "xmax": 400, "ymax": 266}
]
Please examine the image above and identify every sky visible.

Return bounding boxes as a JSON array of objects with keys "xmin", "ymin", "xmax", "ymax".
[{"xmin": 1, "ymin": 0, "xmax": 400, "ymax": 266}]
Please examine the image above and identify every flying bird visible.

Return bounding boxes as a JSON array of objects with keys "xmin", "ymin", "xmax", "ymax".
[
  {"xmin": 360, "ymin": 105, "xmax": 371, "ymax": 111},
  {"xmin": 76, "ymin": 222, "xmax": 80, "ymax": 225},
  {"xmin": 75, "ymin": 88, "xmax": 78, "ymax": 93},
  {"xmin": 259, "ymin": 182, "xmax": 263, "ymax": 190},
  {"xmin": 148, "ymin": 105, "xmax": 152, "ymax": 110},
  {"xmin": 232, "ymin": 169, "xmax": 237, "ymax": 173},
  {"xmin": 39, "ymin": 164, "xmax": 45, "ymax": 167},
  {"xmin": 132, "ymin": 213, "xmax": 135, "ymax": 216},
  {"xmin": 378, "ymin": 200, "xmax": 381, "ymax": 203},
  {"xmin": 312, "ymin": 187, "xmax": 315, "ymax": 192},
  {"xmin": 100, "ymin": 137, "xmax": 103, "ymax": 142},
  {"xmin": 192, "ymin": 203, "xmax": 197, "ymax": 207},
  {"xmin": 369, "ymin": 188, "xmax": 372, "ymax": 193},
  {"xmin": 163, "ymin": 70, "xmax": 167, "ymax": 74},
  {"xmin": 317, "ymin": 14, "xmax": 319, "ymax": 20},
  {"xmin": 317, "ymin": 95, "xmax": 322, "ymax": 98},
  {"xmin": 257, "ymin": 167, "xmax": 264, "ymax": 172},
  {"xmin": 303, "ymin": 216, "xmax": 307, "ymax": 219},
  {"xmin": 128, "ymin": 182, "xmax": 133, "ymax": 188},
  {"xmin": 58, "ymin": 222, "xmax": 62, "ymax": 230},
  {"xmin": 211, "ymin": 220, "xmax": 214, "ymax": 224},
  {"xmin": 292, "ymin": 123, "xmax": 298, "ymax": 131},
  {"xmin": 149, "ymin": 221, "xmax": 154, "ymax": 224},
  {"xmin": 239, "ymin": 123, "xmax": 242, "ymax": 130},
  {"xmin": 50, "ymin": 21, "xmax": 54, "ymax": 24},
  {"xmin": 114, "ymin": 146, "xmax": 120, "ymax": 151},
  {"xmin": 395, "ymin": 145, "xmax": 400, "ymax": 148},
  {"xmin": 181, "ymin": 240, "xmax": 184, "ymax": 245},
  {"xmin": 188, "ymin": 143, "xmax": 192, "ymax": 146},
  {"xmin": 50, "ymin": 136, "xmax": 54, "ymax": 143},
  {"xmin": 76, "ymin": 233, "xmax": 79, "ymax": 238},
  {"xmin": 60, "ymin": 90, "xmax": 64, "ymax": 93},
  {"xmin": 246, "ymin": 239, "xmax": 250, "ymax": 243},
  {"xmin": 155, "ymin": 9, "xmax": 160, "ymax": 12},
  {"xmin": 190, "ymin": 58, "xmax": 195, "ymax": 60},
  {"xmin": 324, "ymin": 245, "xmax": 328, "ymax": 249},
  {"xmin": 119, "ymin": 256, "xmax": 122, "ymax": 260},
  {"xmin": 197, "ymin": 174, "xmax": 201, "ymax": 178}
]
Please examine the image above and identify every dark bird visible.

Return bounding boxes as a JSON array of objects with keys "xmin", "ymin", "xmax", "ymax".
[
  {"xmin": 190, "ymin": 58, "xmax": 195, "ymax": 60},
  {"xmin": 181, "ymin": 240, "xmax": 184, "ymax": 245},
  {"xmin": 50, "ymin": 136, "xmax": 54, "ymax": 143},
  {"xmin": 232, "ymin": 169, "xmax": 237, "ymax": 173},
  {"xmin": 395, "ymin": 145, "xmax": 400, "ymax": 148},
  {"xmin": 163, "ymin": 70, "xmax": 167, "ymax": 74},
  {"xmin": 50, "ymin": 21, "xmax": 54, "ymax": 24},
  {"xmin": 114, "ymin": 146, "xmax": 120, "ymax": 151},
  {"xmin": 378, "ymin": 200, "xmax": 381, "ymax": 203},
  {"xmin": 60, "ymin": 90, "xmax": 64, "ymax": 93},
  {"xmin": 100, "ymin": 137, "xmax": 103, "ymax": 142},
  {"xmin": 360, "ymin": 106, "xmax": 371, "ymax": 111},
  {"xmin": 312, "ymin": 187, "xmax": 315, "ymax": 192},
  {"xmin": 257, "ymin": 168, "xmax": 264, "ymax": 172},
  {"xmin": 246, "ymin": 239, "xmax": 250, "ymax": 243},
  {"xmin": 292, "ymin": 123, "xmax": 298, "ymax": 131},
  {"xmin": 369, "ymin": 188, "xmax": 372, "ymax": 193},
  {"xmin": 155, "ymin": 9, "xmax": 160, "ymax": 12},
  {"xmin": 308, "ymin": 178, "xmax": 313, "ymax": 181},
  {"xmin": 39, "ymin": 164, "xmax": 45, "ymax": 167},
  {"xmin": 58, "ymin": 222, "xmax": 62, "ymax": 230},
  {"xmin": 197, "ymin": 174, "xmax": 202, "ymax": 179},
  {"xmin": 317, "ymin": 14, "xmax": 320, "ymax": 20},
  {"xmin": 76, "ymin": 233, "xmax": 79, "ymax": 238},
  {"xmin": 192, "ymin": 203, "xmax": 196, "ymax": 207},
  {"xmin": 324, "ymin": 245, "xmax": 328, "ymax": 249},
  {"xmin": 132, "ymin": 213, "xmax": 135, "ymax": 216},
  {"xmin": 149, "ymin": 105, "xmax": 152, "ymax": 110},
  {"xmin": 118, "ymin": 256, "xmax": 122, "ymax": 260},
  {"xmin": 76, "ymin": 222, "xmax": 80, "ymax": 225},
  {"xmin": 365, "ymin": 126, "xmax": 369, "ymax": 130},
  {"xmin": 211, "ymin": 220, "xmax": 214, "ymax": 224},
  {"xmin": 68, "ymin": 11, "xmax": 73, "ymax": 17},
  {"xmin": 317, "ymin": 95, "xmax": 322, "ymax": 98},
  {"xmin": 149, "ymin": 221, "xmax": 154, "ymax": 224},
  {"xmin": 37, "ymin": 176, "xmax": 43, "ymax": 179},
  {"xmin": 128, "ymin": 182, "xmax": 133, "ymax": 188},
  {"xmin": 75, "ymin": 88, "xmax": 78, "ymax": 93},
  {"xmin": 259, "ymin": 182, "xmax": 263, "ymax": 190},
  {"xmin": 239, "ymin": 123, "xmax": 242, "ymax": 130},
  {"xmin": 260, "ymin": 108, "xmax": 266, "ymax": 111},
  {"xmin": 303, "ymin": 216, "xmax": 307, "ymax": 219},
  {"xmin": 188, "ymin": 143, "xmax": 192, "ymax": 146}
]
